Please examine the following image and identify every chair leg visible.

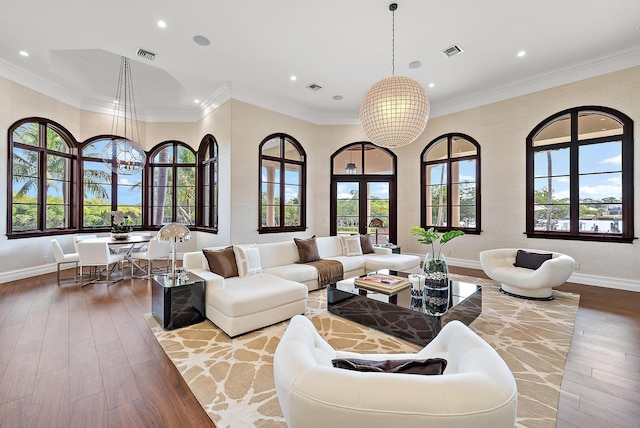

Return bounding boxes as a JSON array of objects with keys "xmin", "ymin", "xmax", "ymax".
[{"xmin": 56, "ymin": 263, "xmax": 61, "ymax": 286}]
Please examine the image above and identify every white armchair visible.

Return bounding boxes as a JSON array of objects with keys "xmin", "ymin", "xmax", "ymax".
[
  {"xmin": 479, "ymin": 248, "xmax": 575, "ymax": 300},
  {"xmin": 274, "ymin": 315, "xmax": 517, "ymax": 428}
]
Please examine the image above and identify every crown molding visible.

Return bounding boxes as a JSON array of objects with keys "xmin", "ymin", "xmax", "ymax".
[
  {"xmin": 431, "ymin": 47, "xmax": 640, "ymax": 119},
  {"xmin": 2, "ymin": 48, "xmax": 640, "ymax": 125}
]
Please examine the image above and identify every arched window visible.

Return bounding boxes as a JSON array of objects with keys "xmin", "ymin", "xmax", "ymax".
[
  {"xmin": 8, "ymin": 118, "xmax": 76, "ymax": 236},
  {"xmin": 420, "ymin": 133, "xmax": 481, "ymax": 233},
  {"xmin": 526, "ymin": 106, "xmax": 634, "ymax": 242},
  {"xmin": 80, "ymin": 136, "xmax": 143, "ymax": 229},
  {"xmin": 259, "ymin": 133, "xmax": 306, "ymax": 233},
  {"xmin": 197, "ymin": 134, "xmax": 219, "ymax": 232},
  {"xmin": 148, "ymin": 141, "xmax": 197, "ymax": 226},
  {"xmin": 330, "ymin": 142, "xmax": 397, "ymax": 244}
]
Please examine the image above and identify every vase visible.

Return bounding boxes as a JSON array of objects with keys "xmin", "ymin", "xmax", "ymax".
[
  {"xmin": 422, "ymin": 253, "xmax": 450, "ymax": 315},
  {"xmin": 110, "ymin": 232, "xmax": 132, "ymax": 240}
]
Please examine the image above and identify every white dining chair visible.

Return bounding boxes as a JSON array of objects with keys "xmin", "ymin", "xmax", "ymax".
[
  {"xmin": 51, "ymin": 239, "xmax": 80, "ymax": 286},
  {"xmin": 77, "ymin": 241, "xmax": 125, "ymax": 286},
  {"xmin": 131, "ymin": 238, "xmax": 171, "ymax": 278},
  {"xmin": 73, "ymin": 234, "xmax": 98, "ymax": 253}
]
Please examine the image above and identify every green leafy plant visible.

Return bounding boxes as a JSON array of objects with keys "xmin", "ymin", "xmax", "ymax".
[{"xmin": 410, "ymin": 226, "xmax": 465, "ymax": 269}]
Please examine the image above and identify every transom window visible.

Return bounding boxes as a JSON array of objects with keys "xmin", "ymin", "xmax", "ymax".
[
  {"xmin": 420, "ymin": 133, "xmax": 481, "ymax": 233},
  {"xmin": 259, "ymin": 133, "xmax": 306, "ymax": 233},
  {"xmin": 148, "ymin": 141, "xmax": 197, "ymax": 226},
  {"xmin": 526, "ymin": 106, "xmax": 634, "ymax": 242},
  {"xmin": 9, "ymin": 119, "xmax": 76, "ymax": 235}
]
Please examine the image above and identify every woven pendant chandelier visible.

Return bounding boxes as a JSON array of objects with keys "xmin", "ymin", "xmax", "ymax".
[
  {"xmin": 102, "ymin": 57, "xmax": 147, "ymax": 175},
  {"xmin": 359, "ymin": 3, "xmax": 430, "ymax": 149}
]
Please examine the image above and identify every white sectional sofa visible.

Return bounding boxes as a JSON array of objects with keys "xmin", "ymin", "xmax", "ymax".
[{"xmin": 183, "ymin": 236, "xmax": 420, "ymax": 337}]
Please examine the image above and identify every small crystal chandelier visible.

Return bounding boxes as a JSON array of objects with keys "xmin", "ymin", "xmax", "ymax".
[
  {"xmin": 102, "ymin": 57, "xmax": 147, "ymax": 175},
  {"xmin": 359, "ymin": 3, "xmax": 430, "ymax": 149}
]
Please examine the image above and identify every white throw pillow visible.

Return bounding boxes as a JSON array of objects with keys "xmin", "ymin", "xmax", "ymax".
[
  {"xmin": 340, "ymin": 235, "xmax": 363, "ymax": 257},
  {"xmin": 233, "ymin": 244, "xmax": 263, "ymax": 278}
]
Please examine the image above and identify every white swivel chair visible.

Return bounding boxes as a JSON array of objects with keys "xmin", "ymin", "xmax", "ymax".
[
  {"xmin": 77, "ymin": 241, "xmax": 125, "ymax": 286},
  {"xmin": 274, "ymin": 315, "xmax": 517, "ymax": 428},
  {"xmin": 479, "ymin": 248, "xmax": 575, "ymax": 300},
  {"xmin": 131, "ymin": 238, "xmax": 171, "ymax": 278},
  {"xmin": 51, "ymin": 239, "xmax": 80, "ymax": 286}
]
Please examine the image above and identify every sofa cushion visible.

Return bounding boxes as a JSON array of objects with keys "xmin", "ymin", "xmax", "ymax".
[
  {"xmin": 203, "ymin": 247, "xmax": 238, "ymax": 278},
  {"xmin": 210, "ymin": 273, "xmax": 308, "ymax": 318},
  {"xmin": 294, "ymin": 235, "xmax": 321, "ymax": 263},
  {"xmin": 360, "ymin": 234, "xmax": 375, "ymax": 254},
  {"xmin": 513, "ymin": 249, "xmax": 552, "ymax": 270},
  {"xmin": 233, "ymin": 244, "xmax": 263, "ymax": 277},
  {"xmin": 325, "ymin": 256, "xmax": 365, "ymax": 273},
  {"xmin": 363, "ymin": 254, "xmax": 421, "ymax": 272},
  {"xmin": 340, "ymin": 235, "xmax": 362, "ymax": 256},
  {"xmin": 262, "ymin": 263, "xmax": 319, "ymax": 283}
]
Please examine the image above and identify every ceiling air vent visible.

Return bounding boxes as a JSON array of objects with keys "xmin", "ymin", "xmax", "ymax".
[
  {"xmin": 441, "ymin": 45, "xmax": 463, "ymax": 58},
  {"xmin": 306, "ymin": 83, "xmax": 322, "ymax": 91},
  {"xmin": 136, "ymin": 48, "xmax": 156, "ymax": 61}
]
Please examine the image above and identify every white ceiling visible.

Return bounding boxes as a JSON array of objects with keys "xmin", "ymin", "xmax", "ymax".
[{"xmin": 1, "ymin": 0, "xmax": 639, "ymax": 124}]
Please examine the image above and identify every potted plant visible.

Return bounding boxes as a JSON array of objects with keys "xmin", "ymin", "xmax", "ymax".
[
  {"xmin": 108, "ymin": 210, "xmax": 134, "ymax": 239},
  {"xmin": 410, "ymin": 226, "xmax": 464, "ymax": 276}
]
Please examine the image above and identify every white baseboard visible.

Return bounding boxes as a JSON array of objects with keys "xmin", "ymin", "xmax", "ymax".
[
  {"xmin": 410, "ymin": 254, "xmax": 640, "ymax": 293},
  {"xmin": 0, "ymin": 253, "xmax": 187, "ymax": 284}
]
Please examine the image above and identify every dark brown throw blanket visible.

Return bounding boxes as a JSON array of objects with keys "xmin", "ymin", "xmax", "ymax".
[{"xmin": 306, "ymin": 259, "xmax": 344, "ymax": 287}]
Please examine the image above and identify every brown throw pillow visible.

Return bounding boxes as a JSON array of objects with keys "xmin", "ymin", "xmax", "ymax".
[
  {"xmin": 360, "ymin": 234, "xmax": 375, "ymax": 254},
  {"xmin": 203, "ymin": 247, "xmax": 238, "ymax": 278},
  {"xmin": 332, "ymin": 358, "xmax": 447, "ymax": 375},
  {"xmin": 294, "ymin": 235, "xmax": 321, "ymax": 263}
]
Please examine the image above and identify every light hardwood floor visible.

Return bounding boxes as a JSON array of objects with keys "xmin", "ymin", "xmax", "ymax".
[{"xmin": 0, "ymin": 267, "xmax": 638, "ymax": 427}]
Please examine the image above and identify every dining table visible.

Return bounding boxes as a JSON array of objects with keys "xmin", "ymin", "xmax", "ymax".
[{"xmin": 83, "ymin": 235, "xmax": 152, "ymax": 279}]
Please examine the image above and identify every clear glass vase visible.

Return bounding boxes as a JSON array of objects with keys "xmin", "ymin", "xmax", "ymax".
[{"xmin": 423, "ymin": 253, "xmax": 450, "ymax": 315}]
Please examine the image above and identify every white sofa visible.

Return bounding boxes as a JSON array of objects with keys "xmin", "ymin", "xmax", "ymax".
[
  {"xmin": 479, "ymin": 248, "xmax": 575, "ymax": 300},
  {"xmin": 274, "ymin": 315, "xmax": 518, "ymax": 428},
  {"xmin": 183, "ymin": 236, "xmax": 420, "ymax": 337}
]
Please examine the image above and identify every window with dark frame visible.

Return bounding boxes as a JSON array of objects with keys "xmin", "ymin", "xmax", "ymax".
[
  {"xmin": 197, "ymin": 134, "xmax": 219, "ymax": 232},
  {"xmin": 148, "ymin": 141, "xmax": 197, "ymax": 226},
  {"xmin": 526, "ymin": 106, "xmax": 634, "ymax": 243},
  {"xmin": 80, "ymin": 136, "xmax": 143, "ymax": 229},
  {"xmin": 8, "ymin": 118, "xmax": 76, "ymax": 237},
  {"xmin": 258, "ymin": 133, "xmax": 306, "ymax": 233},
  {"xmin": 420, "ymin": 133, "xmax": 481, "ymax": 234}
]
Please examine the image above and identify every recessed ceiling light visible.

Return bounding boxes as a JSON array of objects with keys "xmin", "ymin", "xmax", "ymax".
[
  {"xmin": 193, "ymin": 35, "xmax": 210, "ymax": 46},
  {"xmin": 113, "ymin": 100, "xmax": 119, "ymax": 104},
  {"xmin": 157, "ymin": 20, "xmax": 166, "ymax": 28},
  {"xmin": 428, "ymin": 83, "xmax": 435, "ymax": 88},
  {"xmin": 409, "ymin": 60, "xmax": 421, "ymax": 69},
  {"xmin": 290, "ymin": 75, "xmax": 297, "ymax": 81},
  {"xmin": 517, "ymin": 50, "xmax": 526, "ymax": 57},
  {"xmin": 194, "ymin": 99, "xmax": 200, "ymax": 104},
  {"xmin": 333, "ymin": 95, "xmax": 343, "ymax": 101},
  {"xmin": 19, "ymin": 50, "xmax": 29, "ymax": 57}
]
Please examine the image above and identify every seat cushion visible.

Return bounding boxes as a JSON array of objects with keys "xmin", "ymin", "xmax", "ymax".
[
  {"xmin": 210, "ymin": 273, "xmax": 308, "ymax": 318},
  {"xmin": 263, "ymin": 263, "xmax": 319, "ymax": 283},
  {"xmin": 325, "ymin": 256, "xmax": 365, "ymax": 273},
  {"xmin": 363, "ymin": 254, "xmax": 420, "ymax": 272}
]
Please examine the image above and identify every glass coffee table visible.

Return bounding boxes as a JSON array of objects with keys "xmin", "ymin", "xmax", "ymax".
[{"xmin": 327, "ymin": 269, "xmax": 482, "ymax": 346}]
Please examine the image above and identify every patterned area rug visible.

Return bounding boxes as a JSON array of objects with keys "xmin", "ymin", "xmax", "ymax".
[{"xmin": 146, "ymin": 275, "xmax": 579, "ymax": 428}]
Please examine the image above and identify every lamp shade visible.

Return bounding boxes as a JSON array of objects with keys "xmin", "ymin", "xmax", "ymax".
[
  {"xmin": 368, "ymin": 218, "xmax": 385, "ymax": 228},
  {"xmin": 359, "ymin": 76, "xmax": 430, "ymax": 149},
  {"xmin": 157, "ymin": 223, "xmax": 192, "ymax": 242}
]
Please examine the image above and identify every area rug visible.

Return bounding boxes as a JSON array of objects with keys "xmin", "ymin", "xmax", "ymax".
[{"xmin": 146, "ymin": 275, "xmax": 579, "ymax": 428}]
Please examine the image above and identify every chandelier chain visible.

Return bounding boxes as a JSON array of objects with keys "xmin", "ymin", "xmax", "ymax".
[{"xmin": 391, "ymin": 5, "xmax": 395, "ymax": 76}]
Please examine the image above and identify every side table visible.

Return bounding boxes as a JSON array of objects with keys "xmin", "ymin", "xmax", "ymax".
[
  {"xmin": 374, "ymin": 244, "xmax": 401, "ymax": 254},
  {"xmin": 151, "ymin": 271, "xmax": 206, "ymax": 330}
]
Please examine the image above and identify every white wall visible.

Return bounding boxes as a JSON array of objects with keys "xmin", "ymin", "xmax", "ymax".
[{"xmin": 1, "ymin": 67, "xmax": 639, "ymax": 291}]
